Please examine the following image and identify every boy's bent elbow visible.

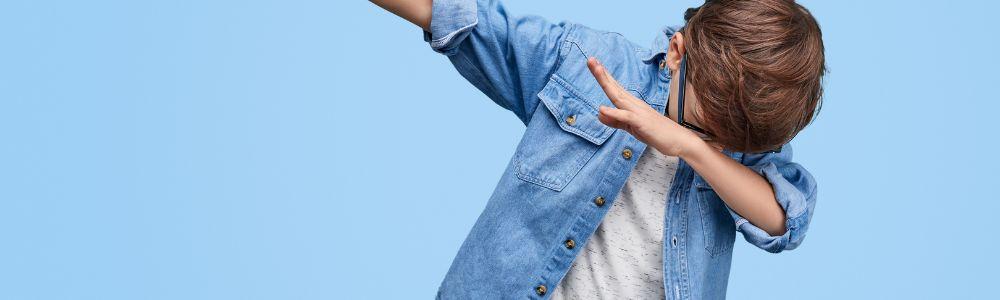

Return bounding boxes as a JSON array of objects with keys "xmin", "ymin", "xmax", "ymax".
[{"xmin": 734, "ymin": 183, "xmax": 817, "ymax": 253}]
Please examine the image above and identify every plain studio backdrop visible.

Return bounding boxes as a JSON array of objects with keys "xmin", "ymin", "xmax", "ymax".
[{"xmin": 1, "ymin": 0, "xmax": 998, "ymax": 299}]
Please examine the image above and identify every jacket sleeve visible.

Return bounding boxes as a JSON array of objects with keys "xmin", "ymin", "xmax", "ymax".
[
  {"xmin": 728, "ymin": 144, "xmax": 818, "ymax": 253},
  {"xmin": 423, "ymin": 0, "xmax": 569, "ymax": 125}
]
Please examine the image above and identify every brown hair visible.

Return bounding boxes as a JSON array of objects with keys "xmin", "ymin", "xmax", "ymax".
[{"xmin": 682, "ymin": 0, "xmax": 826, "ymax": 153}]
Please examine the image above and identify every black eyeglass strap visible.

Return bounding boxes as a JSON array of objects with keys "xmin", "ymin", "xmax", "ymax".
[{"xmin": 677, "ymin": 54, "xmax": 687, "ymax": 124}]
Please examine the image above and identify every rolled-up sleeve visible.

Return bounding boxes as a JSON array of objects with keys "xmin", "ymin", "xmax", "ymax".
[
  {"xmin": 422, "ymin": 0, "xmax": 478, "ymax": 55},
  {"xmin": 419, "ymin": 0, "xmax": 569, "ymax": 125},
  {"xmin": 729, "ymin": 144, "xmax": 818, "ymax": 253}
]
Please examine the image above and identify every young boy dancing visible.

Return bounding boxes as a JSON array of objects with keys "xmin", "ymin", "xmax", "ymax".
[{"xmin": 370, "ymin": 0, "xmax": 825, "ymax": 298}]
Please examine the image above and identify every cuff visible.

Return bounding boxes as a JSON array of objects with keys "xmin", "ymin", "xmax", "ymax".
[
  {"xmin": 728, "ymin": 162, "xmax": 812, "ymax": 253},
  {"xmin": 422, "ymin": 0, "xmax": 479, "ymax": 55}
]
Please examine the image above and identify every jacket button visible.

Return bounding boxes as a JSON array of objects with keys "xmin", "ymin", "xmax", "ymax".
[
  {"xmin": 565, "ymin": 114, "xmax": 576, "ymax": 126},
  {"xmin": 622, "ymin": 148, "xmax": 633, "ymax": 160},
  {"xmin": 564, "ymin": 239, "xmax": 575, "ymax": 249},
  {"xmin": 594, "ymin": 196, "xmax": 605, "ymax": 207},
  {"xmin": 535, "ymin": 284, "xmax": 547, "ymax": 296}
]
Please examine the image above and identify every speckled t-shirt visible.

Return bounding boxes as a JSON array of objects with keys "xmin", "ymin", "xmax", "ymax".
[{"xmin": 550, "ymin": 147, "xmax": 679, "ymax": 300}]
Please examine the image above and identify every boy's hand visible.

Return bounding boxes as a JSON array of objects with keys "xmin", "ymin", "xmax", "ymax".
[{"xmin": 587, "ymin": 57, "xmax": 708, "ymax": 157}]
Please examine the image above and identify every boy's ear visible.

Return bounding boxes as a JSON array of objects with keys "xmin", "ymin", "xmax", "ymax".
[{"xmin": 666, "ymin": 32, "xmax": 686, "ymax": 72}]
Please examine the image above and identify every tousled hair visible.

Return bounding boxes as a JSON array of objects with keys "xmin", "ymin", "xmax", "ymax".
[{"xmin": 682, "ymin": 0, "xmax": 826, "ymax": 153}]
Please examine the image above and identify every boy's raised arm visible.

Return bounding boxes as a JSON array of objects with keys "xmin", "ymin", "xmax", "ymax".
[
  {"xmin": 369, "ymin": 0, "xmax": 571, "ymax": 125},
  {"xmin": 370, "ymin": 0, "xmax": 432, "ymax": 30}
]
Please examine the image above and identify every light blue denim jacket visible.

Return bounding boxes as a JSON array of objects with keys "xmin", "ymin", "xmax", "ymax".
[{"xmin": 423, "ymin": 0, "xmax": 818, "ymax": 299}]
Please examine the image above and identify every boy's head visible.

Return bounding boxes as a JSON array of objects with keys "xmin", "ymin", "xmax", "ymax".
[{"xmin": 664, "ymin": 0, "xmax": 826, "ymax": 153}]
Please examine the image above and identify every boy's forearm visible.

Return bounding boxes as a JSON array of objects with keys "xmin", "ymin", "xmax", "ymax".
[
  {"xmin": 677, "ymin": 138, "xmax": 787, "ymax": 236},
  {"xmin": 370, "ymin": 0, "xmax": 433, "ymax": 30}
]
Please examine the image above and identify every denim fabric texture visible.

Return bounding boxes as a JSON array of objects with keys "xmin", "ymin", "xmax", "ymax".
[{"xmin": 424, "ymin": 1, "xmax": 818, "ymax": 299}]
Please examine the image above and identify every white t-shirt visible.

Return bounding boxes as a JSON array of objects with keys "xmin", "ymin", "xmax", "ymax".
[{"xmin": 550, "ymin": 147, "xmax": 679, "ymax": 299}]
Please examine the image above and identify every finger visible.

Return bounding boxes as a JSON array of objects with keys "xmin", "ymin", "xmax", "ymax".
[
  {"xmin": 599, "ymin": 60, "xmax": 648, "ymax": 110},
  {"xmin": 597, "ymin": 112, "xmax": 625, "ymax": 129},
  {"xmin": 587, "ymin": 57, "xmax": 638, "ymax": 110},
  {"xmin": 598, "ymin": 105, "xmax": 633, "ymax": 128},
  {"xmin": 586, "ymin": 57, "xmax": 628, "ymax": 107},
  {"xmin": 597, "ymin": 108, "xmax": 625, "ymax": 129}
]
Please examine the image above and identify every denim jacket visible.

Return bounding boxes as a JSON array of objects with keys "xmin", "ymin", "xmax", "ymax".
[{"xmin": 423, "ymin": 0, "xmax": 818, "ymax": 299}]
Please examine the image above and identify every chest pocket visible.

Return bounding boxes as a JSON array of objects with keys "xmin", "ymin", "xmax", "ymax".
[
  {"xmin": 513, "ymin": 26, "xmax": 651, "ymax": 192},
  {"xmin": 512, "ymin": 75, "xmax": 614, "ymax": 192}
]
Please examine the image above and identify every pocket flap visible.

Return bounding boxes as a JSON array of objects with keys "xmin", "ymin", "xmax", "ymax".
[{"xmin": 536, "ymin": 75, "xmax": 615, "ymax": 145}]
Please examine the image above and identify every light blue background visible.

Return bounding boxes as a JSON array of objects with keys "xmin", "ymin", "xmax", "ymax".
[{"xmin": 1, "ymin": 0, "xmax": 997, "ymax": 299}]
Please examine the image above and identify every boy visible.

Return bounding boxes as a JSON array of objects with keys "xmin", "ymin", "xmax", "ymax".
[{"xmin": 370, "ymin": 0, "xmax": 824, "ymax": 298}]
